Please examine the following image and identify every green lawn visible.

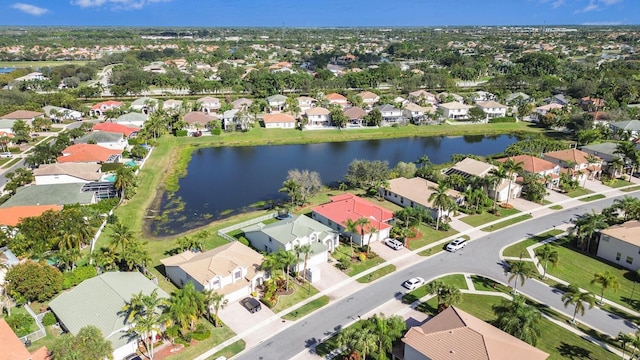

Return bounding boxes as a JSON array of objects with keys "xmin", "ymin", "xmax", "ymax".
[
  {"xmin": 502, "ymin": 230, "xmax": 564, "ymax": 259},
  {"xmin": 579, "ymin": 194, "xmax": 606, "ymax": 202},
  {"xmin": 357, "ymin": 264, "xmax": 396, "ymax": 283},
  {"xmin": 550, "ymin": 205, "xmax": 563, "ymax": 210},
  {"xmin": 608, "ymin": 179, "xmax": 634, "ymax": 188},
  {"xmin": 481, "ymin": 214, "xmax": 533, "ymax": 232},
  {"xmin": 470, "ymin": 275, "xmax": 512, "ymax": 293},
  {"xmin": 169, "ymin": 321, "xmax": 236, "ymax": 360},
  {"xmin": 0, "ymin": 60, "xmax": 89, "ymax": 68},
  {"xmin": 272, "ymin": 281, "xmax": 320, "ymax": 313},
  {"xmin": 205, "ymin": 340, "xmax": 245, "ymax": 360},
  {"xmin": 402, "ymin": 274, "xmax": 468, "ymax": 304},
  {"xmin": 546, "ymin": 237, "xmax": 640, "ymax": 312},
  {"xmin": 622, "ymin": 186, "xmax": 640, "ymax": 193},
  {"xmin": 331, "ymin": 244, "xmax": 386, "ymax": 276},
  {"xmin": 418, "ymin": 246, "xmax": 445, "ymax": 257},
  {"xmin": 564, "ymin": 188, "xmax": 594, "ymax": 198},
  {"xmin": 407, "ymin": 224, "xmax": 459, "ymax": 250},
  {"xmin": 282, "ymin": 296, "xmax": 330, "ymax": 321},
  {"xmin": 460, "ymin": 207, "xmax": 521, "ymax": 227}
]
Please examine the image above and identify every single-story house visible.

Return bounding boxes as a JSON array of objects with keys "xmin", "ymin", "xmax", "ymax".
[
  {"xmin": 129, "ymin": 97, "xmax": 158, "ymax": 114},
  {"xmin": 357, "ymin": 91, "xmax": 380, "ymax": 107},
  {"xmin": 0, "ymin": 205, "xmax": 63, "ymax": 227},
  {"xmin": 505, "ymin": 92, "xmax": 532, "ymax": 105},
  {"xmin": 232, "ymin": 98, "xmax": 253, "ymax": 110},
  {"xmin": 0, "ymin": 318, "xmax": 48, "ymax": 360},
  {"xmin": 399, "ymin": 306, "xmax": 548, "ymax": 360},
  {"xmin": 162, "ymin": 99, "xmax": 183, "ymax": 111},
  {"xmin": 311, "ymin": 193, "xmax": 393, "ymax": 246},
  {"xmin": 343, "ymin": 107, "xmax": 367, "ymax": 126},
  {"xmin": 610, "ymin": 120, "xmax": 640, "ymax": 139},
  {"xmin": 92, "ymin": 122, "xmax": 140, "ymax": 139},
  {"xmin": 75, "ymin": 131, "xmax": 128, "ymax": 150},
  {"xmin": 496, "ymin": 155, "xmax": 560, "ymax": 188},
  {"xmin": 533, "ymin": 103, "xmax": 564, "ymax": 121},
  {"xmin": 112, "ymin": 112, "xmax": 148, "ymax": 128},
  {"xmin": 262, "ymin": 113, "xmax": 296, "ymax": 129},
  {"xmin": 197, "ymin": 96, "xmax": 221, "ymax": 114},
  {"xmin": 383, "ymin": 177, "xmax": 463, "ymax": 221},
  {"xmin": 0, "ymin": 183, "xmax": 97, "ymax": 208},
  {"xmin": 89, "ymin": 100, "xmax": 122, "ymax": 117},
  {"xmin": 33, "ymin": 162, "xmax": 102, "ymax": 185},
  {"xmin": 376, "ymin": 104, "xmax": 405, "ymax": 125},
  {"xmin": 183, "ymin": 111, "xmax": 216, "ymax": 132},
  {"xmin": 243, "ymin": 215, "xmax": 339, "ymax": 275},
  {"xmin": 597, "ymin": 221, "xmax": 640, "ymax": 271},
  {"xmin": 0, "ymin": 120, "xmax": 18, "ymax": 134},
  {"xmin": 49, "ymin": 272, "xmax": 170, "ymax": 360},
  {"xmin": 476, "ymin": 100, "xmax": 508, "ymax": 119},
  {"xmin": 438, "ymin": 102, "xmax": 473, "ymax": 120},
  {"xmin": 304, "ymin": 107, "xmax": 331, "ymax": 127},
  {"xmin": 161, "ymin": 241, "xmax": 265, "ymax": 302},
  {"xmin": 43, "ymin": 105, "xmax": 82, "ymax": 122},
  {"xmin": 543, "ymin": 149, "xmax": 603, "ymax": 183},
  {"xmin": 471, "ymin": 90, "xmax": 496, "ymax": 103},
  {"xmin": 266, "ymin": 94, "xmax": 287, "ymax": 112},
  {"xmin": 57, "ymin": 143, "xmax": 122, "ymax": 164},
  {"xmin": 326, "ymin": 93, "xmax": 349, "ymax": 108},
  {"xmin": 0, "ymin": 110, "xmax": 43, "ymax": 125}
]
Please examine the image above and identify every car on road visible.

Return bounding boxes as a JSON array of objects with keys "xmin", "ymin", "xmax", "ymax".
[
  {"xmin": 446, "ymin": 237, "xmax": 467, "ymax": 252},
  {"xmin": 402, "ymin": 277, "xmax": 425, "ymax": 290},
  {"xmin": 384, "ymin": 238, "xmax": 404, "ymax": 250},
  {"xmin": 0, "ymin": 152, "xmax": 12, "ymax": 158},
  {"xmin": 240, "ymin": 297, "xmax": 262, "ymax": 313}
]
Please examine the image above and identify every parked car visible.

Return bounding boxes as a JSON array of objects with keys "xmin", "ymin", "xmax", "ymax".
[
  {"xmin": 446, "ymin": 238, "xmax": 467, "ymax": 252},
  {"xmin": 0, "ymin": 152, "xmax": 12, "ymax": 158},
  {"xmin": 402, "ymin": 277, "xmax": 425, "ymax": 290},
  {"xmin": 240, "ymin": 297, "xmax": 262, "ymax": 313},
  {"xmin": 384, "ymin": 238, "xmax": 404, "ymax": 250},
  {"xmin": 123, "ymin": 354, "xmax": 142, "ymax": 360}
]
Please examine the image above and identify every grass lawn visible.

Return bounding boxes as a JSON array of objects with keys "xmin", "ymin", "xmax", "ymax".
[
  {"xmin": 608, "ymin": 179, "xmax": 634, "ymax": 188},
  {"xmin": 460, "ymin": 207, "xmax": 521, "ymax": 227},
  {"xmin": 0, "ymin": 60, "xmax": 89, "ymax": 68},
  {"xmin": 407, "ymin": 224, "xmax": 458, "ymax": 250},
  {"xmin": 564, "ymin": 188, "xmax": 593, "ymax": 198},
  {"xmin": 273, "ymin": 281, "xmax": 320, "ymax": 313},
  {"xmin": 622, "ymin": 186, "xmax": 640, "ymax": 193},
  {"xmin": 356, "ymin": 264, "xmax": 396, "ymax": 283},
  {"xmin": 27, "ymin": 325, "xmax": 62, "ymax": 352},
  {"xmin": 579, "ymin": 194, "xmax": 606, "ymax": 202},
  {"xmin": 169, "ymin": 322, "xmax": 235, "ymax": 360},
  {"xmin": 470, "ymin": 275, "xmax": 512, "ymax": 293},
  {"xmin": 1, "ymin": 157, "xmax": 22, "ymax": 169},
  {"xmin": 418, "ymin": 246, "xmax": 445, "ymax": 257},
  {"xmin": 545, "ymin": 236, "xmax": 640, "ymax": 313},
  {"xmin": 550, "ymin": 205, "xmax": 563, "ymax": 210},
  {"xmin": 481, "ymin": 214, "xmax": 533, "ymax": 232},
  {"xmin": 205, "ymin": 340, "xmax": 245, "ymax": 360},
  {"xmin": 402, "ymin": 274, "xmax": 468, "ymax": 304},
  {"xmin": 331, "ymin": 244, "xmax": 386, "ymax": 276},
  {"xmin": 502, "ymin": 230, "xmax": 564, "ymax": 259},
  {"xmin": 282, "ymin": 296, "xmax": 330, "ymax": 321}
]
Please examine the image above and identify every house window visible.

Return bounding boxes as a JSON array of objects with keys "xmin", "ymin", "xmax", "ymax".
[
  {"xmin": 211, "ymin": 278, "xmax": 220, "ymax": 289},
  {"xmin": 234, "ymin": 269, "xmax": 242, "ymax": 280},
  {"xmin": 627, "ymin": 257, "xmax": 634, "ymax": 265},
  {"xmin": 616, "ymin": 252, "xmax": 621, "ymax": 261}
]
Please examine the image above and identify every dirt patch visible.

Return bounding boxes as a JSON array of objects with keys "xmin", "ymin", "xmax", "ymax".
[
  {"xmin": 404, "ymin": 230, "xmax": 423, "ymax": 249},
  {"xmin": 153, "ymin": 339, "xmax": 198, "ymax": 360}
]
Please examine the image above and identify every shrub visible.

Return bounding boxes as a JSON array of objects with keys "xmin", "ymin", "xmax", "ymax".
[
  {"xmin": 238, "ymin": 236, "xmax": 250, "ymax": 246},
  {"xmin": 6, "ymin": 313, "xmax": 35, "ymax": 337},
  {"xmin": 358, "ymin": 253, "xmax": 367, "ymax": 262},
  {"xmin": 62, "ymin": 266, "xmax": 98, "ymax": 290},
  {"xmin": 488, "ymin": 116, "xmax": 516, "ymax": 123},
  {"xmin": 260, "ymin": 297, "xmax": 275, "ymax": 308},
  {"xmin": 212, "ymin": 128, "xmax": 222, "ymax": 135},
  {"xmin": 336, "ymin": 257, "xmax": 350, "ymax": 270},
  {"xmin": 175, "ymin": 129, "xmax": 188, "ymax": 137},
  {"xmin": 191, "ymin": 323, "xmax": 211, "ymax": 340},
  {"xmin": 5, "ymin": 261, "xmax": 63, "ymax": 302},
  {"xmin": 101, "ymin": 163, "xmax": 123, "ymax": 172},
  {"xmin": 42, "ymin": 312, "xmax": 57, "ymax": 326}
]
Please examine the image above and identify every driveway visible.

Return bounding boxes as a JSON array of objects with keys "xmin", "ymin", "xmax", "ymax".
[
  {"xmin": 217, "ymin": 299, "xmax": 277, "ymax": 342},
  {"xmin": 312, "ymin": 261, "xmax": 363, "ymax": 299}
]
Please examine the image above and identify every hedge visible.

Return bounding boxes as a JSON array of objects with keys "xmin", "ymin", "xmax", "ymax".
[
  {"xmin": 101, "ymin": 163, "xmax": 124, "ymax": 172},
  {"xmin": 62, "ymin": 266, "xmax": 98, "ymax": 290},
  {"xmin": 488, "ymin": 116, "xmax": 516, "ymax": 123},
  {"xmin": 175, "ymin": 129, "xmax": 188, "ymax": 137}
]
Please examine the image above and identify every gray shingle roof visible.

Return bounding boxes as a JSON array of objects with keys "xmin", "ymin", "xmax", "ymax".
[
  {"xmin": 75, "ymin": 131, "xmax": 124, "ymax": 144},
  {"xmin": 0, "ymin": 183, "xmax": 94, "ymax": 207},
  {"xmin": 610, "ymin": 120, "xmax": 640, "ymax": 131}
]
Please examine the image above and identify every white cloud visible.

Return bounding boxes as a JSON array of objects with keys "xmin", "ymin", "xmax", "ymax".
[
  {"xmin": 11, "ymin": 2, "xmax": 49, "ymax": 15},
  {"xmin": 552, "ymin": 0, "xmax": 565, "ymax": 8},
  {"xmin": 71, "ymin": 0, "xmax": 171, "ymax": 10},
  {"xmin": 575, "ymin": 0, "xmax": 623, "ymax": 13}
]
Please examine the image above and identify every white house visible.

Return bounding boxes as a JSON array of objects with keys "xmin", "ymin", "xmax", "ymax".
[
  {"xmin": 438, "ymin": 102, "xmax": 473, "ymax": 120},
  {"xmin": 129, "ymin": 97, "xmax": 159, "ymax": 114},
  {"xmin": 597, "ymin": 221, "xmax": 640, "ymax": 271},
  {"xmin": 43, "ymin": 105, "xmax": 82, "ymax": 122},
  {"xmin": 89, "ymin": 100, "xmax": 122, "ymax": 117},
  {"xmin": 376, "ymin": 104, "xmax": 405, "ymax": 125},
  {"xmin": 304, "ymin": 107, "xmax": 331, "ymax": 127},
  {"xmin": 296, "ymin": 96, "xmax": 317, "ymax": 112},
  {"xmin": 356, "ymin": 91, "xmax": 380, "ymax": 107},
  {"xmin": 74, "ymin": 131, "xmax": 128, "ymax": 150},
  {"xmin": 262, "ymin": 113, "xmax": 297, "ymax": 129},
  {"xmin": 162, "ymin": 99, "xmax": 183, "ymax": 112},
  {"xmin": 161, "ymin": 242, "xmax": 266, "ymax": 302},
  {"xmin": 403, "ymin": 102, "xmax": 433, "ymax": 122},
  {"xmin": 113, "ymin": 112, "xmax": 148, "ymax": 127},
  {"xmin": 33, "ymin": 163, "xmax": 102, "ymax": 185},
  {"xmin": 408, "ymin": 90, "xmax": 437, "ymax": 105},
  {"xmin": 476, "ymin": 100, "xmax": 508, "ymax": 119},
  {"xmin": 197, "ymin": 96, "xmax": 221, "ymax": 114},
  {"xmin": 266, "ymin": 94, "xmax": 288, "ymax": 112}
]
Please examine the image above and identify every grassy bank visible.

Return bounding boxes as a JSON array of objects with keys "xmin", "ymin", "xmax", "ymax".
[{"xmin": 0, "ymin": 60, "xmax": 89, "ymax": 68}]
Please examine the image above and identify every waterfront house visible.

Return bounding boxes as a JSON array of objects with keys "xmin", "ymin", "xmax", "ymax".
[
  {"xmin": 0, "ymin": 205, "xmax": 63, "ymax": 227},
  {"xmin": 266, "ymin": 94, "xmax": 288, "ymax": 112},
  {"xmin": 262, "ymin": 113, "xmax": 297, "ymax": 129},
  {"xmin": 74, "ymin": 131, "xmax": 128, "ymax": 150},
  {"xmin": 183, "ymin": 111, "xmax": 215, "ymax": 133},
  {"xmin": 304, "ymin": 107, "xmax": 331, "ymax": 128},
  {"xmin": 438, "ymin": 102, "xmax": 473, "ymax": 120},
  {"xmin": 0, "ymin": 183, "xmax": 97, "ymax": 207},
  {"xmin": 496, "ymin": 155, "xmax": 560, "ymax": 188},
  {"xmin": 376, "ymin": 104, "xmax": 404, "ymax": 125},
  {"xmin": 343, "ymin": 107, "xmax": 367, "ymax": 126},
  {"xmin": 33, "ymin": 162, "xmax": 102, "ymax": 185},
  {"xmin": 542, "ymin": 149, "xmax": 603, "ymax": 184},
  {"xmin": 383, "ymin": 177, "xmax": 463, "ymax": 221},
  {"xmin": 476, "ymin": 100, "xmax": 508, "ymax": 119},
  {"xmin": 57, "ymin": 143, "xmax": 122, "ymax": 164}
]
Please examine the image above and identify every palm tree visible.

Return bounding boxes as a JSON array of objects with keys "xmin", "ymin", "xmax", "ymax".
[
  {"xmin": 614, "ymin": 196, "xmax": 640, "ymax": 222},
  {"xmin": 535, "ymin": 245, "xmax": 559, "ymax": 279},
  {"xmin": 121, "ymin": 289, "xmax": 168, "ymax": 360},
  {"xmin": 260, "ymin": 252, "xmax": 280, "ymax": 279},
  {"xmin": 488, "ymin": 165, "xmax": 508, "ymax": 211},
  {"xmin": 561, "ymin": 284, "xmax": 596, "ymax": 324},
  {"xmin": 506, "ymin": 260, "xmax": 533, "ymax": 293},
  {"xmin": 615, "ymin": 142, "xmax": 639, "ymax": 179},
  {"xmin": 114, "ymin": 166, "xmax": 136, "ymax": 201},
  {"xmin": 294, "ymin": 244, "xmax": 312, "ymax": 282},
  {"xmin": 167, "ymin": 282, "xmax": 206, "ymax": 334},
  {"xmin": 109, "ymin": 222, "xmax": 135, "ymax": 253},
  {"xmin": 343, "ymin": 218, "xmax": 370, "ymax": 257},
  {"xmin": 371, "ymin": 314, "xmax": 406, "ymax": 360},
  {"xmin": 337, "ymin": 325, "xmax": 378, "ymax": 360},
  {"xmin": 570, "ymin": 210, "xmax": 608, "ymax": 252},
  {"xmin": 355, "ymin": 217, "xmax": 372, "ymax": 251},
  {"xmin": 425, "ymin": 280, "xmax": 445, "ymax": 310},
  {"xmin": 276, "ymin": 250, "xmax": 297, "ymax": 291},
  {"xmin": 428, "ymin": 181, "xmax": 455, "ymax": 231},
  {"xmin": 591, "ymin": 271, "xmax": 620, "ymax": 304},
  {"xmin": 501, "ymin": 158, "xmax": 524, "ymax": 205},
  {"xmin": 630, "ymin": 332, "xmax": 640, "ymax": 360},
  {"xmin": 440, "ymin": 284, "xmax": 462, "ymax": 311},
  {"xmin": 493, "ymin": 295, "xmax": 542, "ymax": 345},
  {"xmin": 203, "ymin": 290, "xmax": 228, "ymax": 327},
  {"xmin": 618, "ymin": 331, "xmax": 634, "ymax": 360}
]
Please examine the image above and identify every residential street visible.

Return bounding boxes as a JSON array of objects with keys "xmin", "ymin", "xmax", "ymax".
[{"xmin": 236, "ymin": 194, "xmax": 636, "ymax": 360}]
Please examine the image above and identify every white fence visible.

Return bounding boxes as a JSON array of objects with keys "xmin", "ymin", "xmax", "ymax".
[
  {"xmin": 18, "ymin": 305, "xmax": 47, "ymax": 344},
  {"xmin": 217, "ymin": 212, "xmax": 277, "ymax": 241}
]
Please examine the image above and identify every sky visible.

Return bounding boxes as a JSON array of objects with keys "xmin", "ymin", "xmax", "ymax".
[{"xmin": 3, "ymin": 0, "xmax": 639, "ymax": 27}]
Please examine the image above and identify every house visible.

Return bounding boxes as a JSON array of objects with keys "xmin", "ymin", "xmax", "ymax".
[
  {"xmin": 161, "ymin": 241, "xmax": 265, "ymax": 302},
  {"xmin": 57, "ymin": 143, "xmax": 122, "ymax": 164},
  {"xmin": 297, "ymin": 96, "xmax": 317, "ymax": 112},
  {"xmin": 326, "ymin": 93, "xmax": 349, "ymax": 108},
  {"xmin": 343, "ymin": 107, "xmax": 367, "ymax": 126},
  {"xmin": 0, "ymin": 247, "xmax": 19, "ymax": 268},
  {"xmin": 357, "ymin": 91, "xmax": 380, "ymax": 107},
  {"xmin": 437, "ymin": 92, "xmax": 464, "ymax": 103},
  {"xmin": 262, "ymin": 113, "xmax": 297, "ymax": 129},
  {"xmin": 579, "ymin": 96, "xmax": 605, "ymax": 111},
  {"xmin": 438, "ymin": 102, "xmax": 473, "ymax": 120},
  {"xmin": 497, "ymin": 155, "xmax": 560, "ymax": 188},
  {"xmin": 399, "ymin": 306, "xmax": 548, "ymax": 360},
  {"xmin": 376, "ymin": 104, "xmax": 404, "ymax": 125},
  {"xmin": 89, "ymin": 100, "xmax": 122, "ymax": 117},
  {"xmin": 243, "ymin": 215, "xmax": 340, "ymax": 274},
  {"xmin": 162, "ymin": 99, "xmax": 183, "ymax": 111},
  {"xmin": 0, "ymin": 120, "xmax": 18, "ymax": 134},
  {"xmin": 547, "ymin": 93, "xmax": 570, "ymax": 106},
  {"xmin": 304, "ymin": 107, "xmax": 332, "ymax": 127},
  {"xmin": 581, "ymin": 142, "xmax": 626, "ymax": 176},
  {"xmin": 610, "ymin": 120, "xmax": 640, "ymax": 139},
  {"xmin": 43, "ymin": 105, "xmax": 82, "ymax": 122},
  {"xmin": 0, "ymin": 110, "xmax": 43, "ymax": 124},
  {"xmin": 33, "ymin": 162, "xmax": 102, "ymax": 185},
  {"xmin": 221, "ymin": 109, "xmax": 241, "ymax": 131},
  {"xmin": 476, "ymin": 100, "xmax": 508, "ymax": 119},
  {"xmin": 408, "ymin": 90, "xmax": 437, "ymax": 105},
  {"xmin": 597, "ymin": 221, "xmax": 640, "ymax": 271},
  {"xmin": 266, "ymin": 94, "xmax": 288, "ymax": 112},
  {"xmin": 505, "ymin": 92, "xmax": 532, "ymax": 105},
  {"xmin": 74, "ymin": 131, "xmax": 128, "ymax": 150},
  {"xmin": 534, "ymin": 103, "xmax": 564, "ymax": 121},
  {"xmin": 543, "ymin": 149, "xmax": 603, "ymax": 183},
  {"xmin": 403, "ymin": 102, "xmax": 433, "ymax": 123},
  {"xmin": 92, "ymin": 122, "xmax": 140, "ymax": 139},
  {"xmin": 311, "ymin": 193, "xmax": 393, "ymax": 246},
  {"xmin": 129, "ymin": 97, "xmax": 159, "ymax": 114},
  {"xmin": 471, "ymin": 90, "xmax": 496, "ymax": 103},
  {"xmin": 197, "ymin": 96, "xmax": 221, "ymax": 114},
  {"xmin": 49, "ymin": 272, "xmax": 170, "ymax": 360},
  {"xmin": 0, "ymin": 205, "xmax": 63, "ymax": 227},
  {"xmin": 0, "ymin": 183, "xmax": 97, "ymax": 207},
  {"xmin": 183, "ymin": 111, "xmax": 215, "ymax": 132},
  {"xmin": 232, "ymin": 98, "xmax": 253, "ymax": 110},
  {"xmin": 0, "ymin": 318, "xmax": 48, "ymax": 360},
  {"xmin": 445, "ymin": 157, "xmax": 519, "ymax": 202},
  {"xmin": 113, "ymin": 112, "xmax": 147, "ymax": 127},
  {"xmin": 383, "ymin": 177, "xmax": 463, "ymax": 221}
]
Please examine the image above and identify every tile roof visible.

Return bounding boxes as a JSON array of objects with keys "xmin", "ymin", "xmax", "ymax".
[
  {"xmin": 0, "ymin": 318, "xmax": 33, "ymax": 360},
  {"xmin": 75, "ymin": 131, "xmax": 124, "ymax": 145},
  {"xmin": 496, "ymin": 155, "xmax": 557, "ymax": 174},
  {"xmin": 326, "ymin": 93, "xmax": 347, "ymax": 101},
  {"xmin": 33, "ymin": 162, "xmax": 102, "ymax": 181},
  {"xmin": 543, "ymin": 149, "xmax": 600, "ymax": 165},
  {"xmin": 449, "ymin": 158, "xmax": 496, "ymax": 177},
  {"xmin": 57, "ymin": 144, "xmax": 122, "ymax": 163},
  {"xmin": 263, "ymin": 113, "xmax": 296, "ymax": 123},
  {"xmin": 0, "ymin": 110, "xmax": 43, "ymax": 120},
  {"xmin": 311, "ymin": 193, "xmax": 393, "ymax": 233},
  {"xmin": 404, "ymin": 102, "xmax": 433, "ymax": 113},
  {"xmin": 477, "ymin": 100, "xmax": 507, "ymax": 108},
  {"xmin": 387, "ymin": 177, "xmax": 462, "ymax": 209},
  {"xmin": 183, "ymin": 111, "xmax": 216, "ymax": 125},
  {"xmin": 600, "ymin": 220, "xmax": 640, "ymax": 247},
  {"xmin": 305, "ymin": 107, "xmax": 330, "ymax": 116},
  {"xmin": 243, "ymin": 215, "xmax": 337, "ymax": 247},
  {"xmin": 0, "ymin": 205, "xmax": 63, "ymax": 226},
  {"xmin": 536, "ymin": 103, "xmax": 564, "ymax": 112},
  {"xmin": 92, "ymin": 122, "xmax": 140, "ymax": 137},
  {"xmin": 357, "ymin": 91, "xmax": 379, "ymax": 100},
  {"xmin": 1, "ymin": 183, "xmax": 95, "ymax": 207},
  {"xmin": 610, "ymin": 120, "xmax": 640, "ymax": 131},
  {"xmin": 266, "ymin": 94, "xmax": 287, "ymax": 103},
  {"xmin": 114, "ymin": 112, "xmax": 147, "ymax": 123},
  {"xmin": 90, "ymin": 100, "xmax": 122, "ymax": 110},
  {"xmin": 402, "ymin": 306, "xmax": 549, "ymax": 360},
  {"xmin": 438, "ymin": 101, "xmax": 473, "ymax": 110},
  {"xmin": 343, "ymin": 107, "xmax": 367, "ymax": 120},
  {"xmin": 130, "ymin": 97, "xmax": 158, "ymax": 106}
]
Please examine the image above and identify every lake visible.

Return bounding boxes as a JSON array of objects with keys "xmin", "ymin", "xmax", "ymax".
[
  {"xmin": 0, "ymin": 67, "xmax": 15, "ymax": 74},
  {"xmin": 149, "ymin": 135, "xmax": 518, "ymax": 236}
]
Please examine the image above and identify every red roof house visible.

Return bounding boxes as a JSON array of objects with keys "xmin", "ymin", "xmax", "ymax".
[
  {"xmin": 89, "ymin": 100, "xmax": 122, "ymax": 116},
  {"xmin": 92, "ymin": 122, "xmax": 140, "ymax": 138},
  {"xmin": 0, "ymin": 205, "xmax": 63, "ymax": 227},
  {"xmin": 0, "ymin": 318, "xmax": 49, "ymax": 360},
  {"xmin": 311, "ymin": 193, "xmax": 393, "ymax": 246},
  {"xmin": 57, "ymin": 144, "xmax": 122, "ymax": 163}
]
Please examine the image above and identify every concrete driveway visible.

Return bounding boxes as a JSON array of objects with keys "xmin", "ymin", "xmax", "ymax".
[
  {"xmin": 218, "ymin": 299, "xmax": 276, "ymax": 341},
  {"xmin": 370, "ymin": 239, "xmax": 408, "ymax": 261},
  {"xmin": 312, "ymin": 261, "xmax": 362, "ymax": 299}
]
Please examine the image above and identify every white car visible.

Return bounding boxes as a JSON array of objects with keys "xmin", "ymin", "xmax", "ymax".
[
  {"xmin": 384, "ymin": 238, "xmax": 404, "ymax": 250},
  {"xmin": 402, "ymin": 277, "xmax": 425, "ymax": 290},
  {"xmin": 446, "ymin": 238, "xmax": 467, "ymax": 252},
  {"xmin": 0, "ymin": 152, "xmax": 12, "ymax": 158}
]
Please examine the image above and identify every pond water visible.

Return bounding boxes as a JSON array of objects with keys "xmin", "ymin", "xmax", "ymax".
[
  {"xmin": 149, "ymin": 134, "xmax": 518, "ymax": 236},
  {"xmin": 0, "ymin": 67, "xmax": 15, "ymax": 74}
]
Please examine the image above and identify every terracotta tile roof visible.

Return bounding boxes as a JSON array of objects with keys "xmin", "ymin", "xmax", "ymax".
[
  {"xmin": 29, "ymin": 346, "xmax": 50, "ymax": 360},
  {"xmin": 387, "ymin": 177, "xmax": 462, "ymax": 209},
  {"xmin": 325, "ymin": 93, "xmax": 347, "ymax": 101},
  {"xmin": 600, "ymin": 220, "xmax": 640, "ymax": 247},
  {"xmin": 0, "ymin": 110, "xmax": 43, "ymax": 120},
  {"xmin": 305, "ymin": 107, "xmax": 330, "ymax": 116},
  {"xmin": 0, "ymin": 318, "xmax": 33, "ymax": 360},
  {"xmin": 311, "ymin": 193, "xmax": 393, "ymax": 233},
  {"xmin": 92, "ymin": 122, "xmax": 139, "ymax": 137},
  {"xmin": 263, "ymin": 113, "xmax": 296, "ymax": 123},
  {"xmin": 183, "ymin": 111, "xmax": 216, "ymax": 125},
  {"xmin": 0, "ymin": 131, "xmax": 14, "ymax": 138},
  {"xmin": 343, "ymin": 107, "xmax": 367, "ymax": 119},
  {"xmin": 402, "ymin": 306, "xmax": 549, "ymax": 360},
  {"xmin": 496, "ymin": 155, "xmax": 557, "ymax": 174},
  {"xmin": 57, "ymin": 144, "xmax": 122, "ymax": 163},
  {"xmin": 357, "ymin": 91, "xmax": 379, "ymax": 100},
  {"xmin": 543, "ymin": 149, "xmax": 600, "ymax": 165},
  {"xmin": 90, "ymin": 100, "xmax": 122, "ymax": 110}
]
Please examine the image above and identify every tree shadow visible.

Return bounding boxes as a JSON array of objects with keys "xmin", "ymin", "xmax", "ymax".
[
  {"xmin": 415, "ymin": 301, "xmax": 437, "ymax": 315},
  {"xmin": 557, "ymin": 342, "xmax": 592, "ymax": 359}
]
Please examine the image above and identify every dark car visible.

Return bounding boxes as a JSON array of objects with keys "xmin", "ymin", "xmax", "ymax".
[
  {"xmin": 240, "ymin": 297, "xmax": 262, "ymax": 313},
  {"xmin": 123, "ymin": 354, "xmax": 142, "ymax": 360}
]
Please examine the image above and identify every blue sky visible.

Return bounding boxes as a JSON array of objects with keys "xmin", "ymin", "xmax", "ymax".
[{"xmin": 4, "ymin": 0, "xmax": 639, "ymax": 27}]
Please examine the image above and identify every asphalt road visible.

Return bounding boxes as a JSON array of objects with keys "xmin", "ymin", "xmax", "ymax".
[{"xmin": 237, "ymin": 194, "xmax": 637, "ymax": 360}]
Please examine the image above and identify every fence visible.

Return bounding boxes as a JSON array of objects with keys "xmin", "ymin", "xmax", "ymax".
[
  {"xmin": 217, "ymin": 212, "xmax": 277, "ymax": 241},
  {"xmin": 18, "ymin": 305, "xmax": 47, "ymax": 344}
]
